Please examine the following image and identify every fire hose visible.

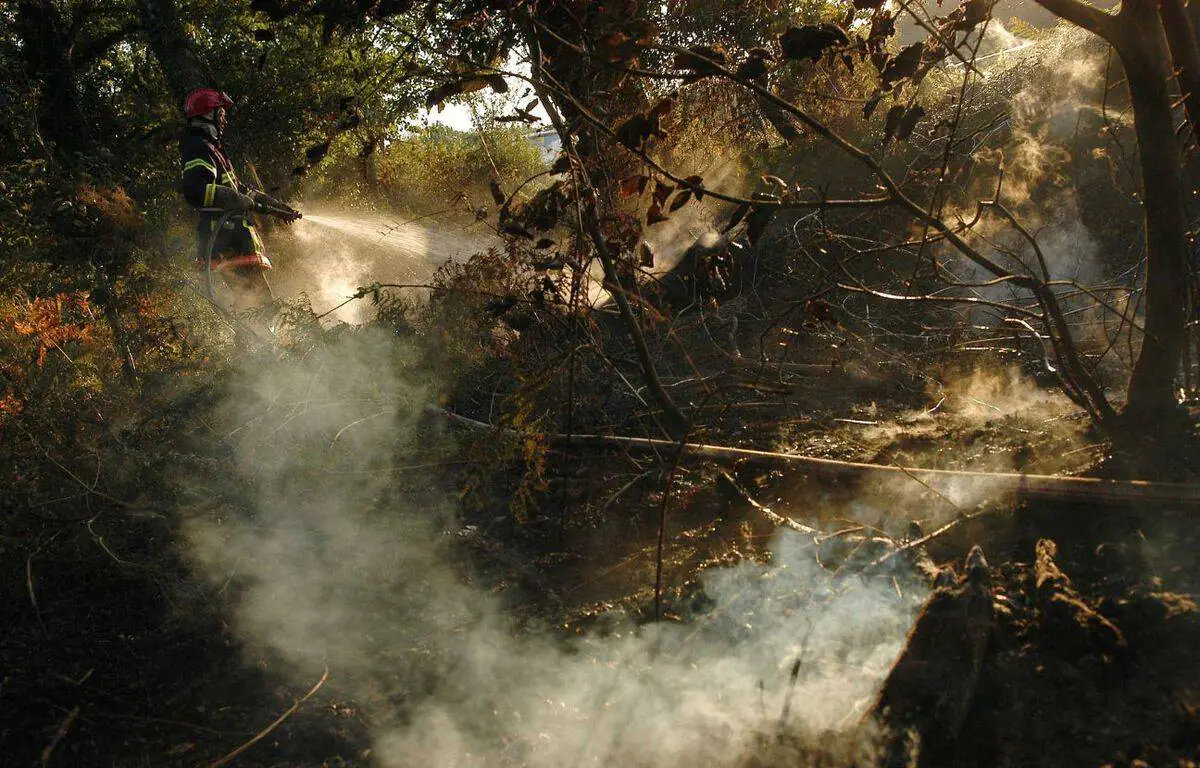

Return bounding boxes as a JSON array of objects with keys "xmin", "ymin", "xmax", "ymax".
[
  {"xmin": 429, "ymin": 405, "xmax": 1200, "ymax": 509},
  {"xmin": 202, "ymin": 209, "xmax": 238, "ymax": 306},
  {"xmin": 189, "ymin": 204, "xmax": 300, "ymax": 338}
]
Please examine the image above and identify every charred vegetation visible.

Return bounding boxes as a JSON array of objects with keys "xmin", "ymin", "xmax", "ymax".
[{"xmin": 4, "ymin": 0, "xmax": 1200, "ymax": 765}]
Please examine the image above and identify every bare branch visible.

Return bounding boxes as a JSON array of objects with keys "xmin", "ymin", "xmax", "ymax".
[{"xmin": 1029, "ymin": 0, "xmax": 1117, "ymax": 40}]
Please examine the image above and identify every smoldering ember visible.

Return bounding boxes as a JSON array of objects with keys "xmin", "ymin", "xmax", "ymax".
[{"xmin": 5, "ymin": 0, "xmax": 1200, "ymax": 765}]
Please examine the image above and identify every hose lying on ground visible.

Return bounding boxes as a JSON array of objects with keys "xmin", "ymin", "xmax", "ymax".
[{"xmin": 427, "ymin": 405, "xmax": 1200, "ymax": 508}]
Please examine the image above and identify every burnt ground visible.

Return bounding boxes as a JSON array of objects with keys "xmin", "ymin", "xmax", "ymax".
[
  {"xmin": 483, "ymin": 463, "xmax": 1200, "ymax": 768},
  {"xmin": 7, "ymin": 478, "xmax": 1200, "ymax": 767},
  {"xmin": 2, "ymin": 523, "xmax": 372, "ymax": 767},
  {"xmin": 4, "ymin": 308, "xmax": 1200, "ymax": 766},
  {"xmin": 920, "ymin": 500, "xmax": 1200, "ymax": 768},
  {"xmin": 5, "ymin": 411, "xmax": 1200, "ymax": 767}
]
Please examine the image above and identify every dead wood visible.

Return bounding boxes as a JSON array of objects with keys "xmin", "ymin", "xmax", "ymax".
[
  {"xmin": 1033, "ymin": 539, "xmax": 1126, "ymax": 659},
  {"xmin": 206, "ymin": 667, "xmax": 329, "ymax": 768},
  {"xmin": 41, "ymin": 707, "xmax": 80, "ymax": 767},
  {"xmin": 717, "ymin": 470, "xmax": 819, "ymax": 535},
  {"xmin": 560, "ymin": 433, "xmax": 1200, "ymax": 508},
  {"xmin": 900, "ymin": 521, "xmax": 952, "ymax": 586},
  {"xmin": 869, "ymin": 546, "xmax": 994, "ymax": 764}
]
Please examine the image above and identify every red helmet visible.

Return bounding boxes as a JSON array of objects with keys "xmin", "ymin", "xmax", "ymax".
[{"xmin": 184, "ymin": 88, "xmax": 234, "ymax": 118}]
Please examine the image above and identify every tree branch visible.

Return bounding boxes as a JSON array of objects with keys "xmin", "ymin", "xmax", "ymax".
[
  {"xmin": 522, "ymin": 19, "xmax": 688, "ymax": 439},
  {"xmin": 1029, "ymin": 0, "xmax": 1116, "ymax": 40},
  {"xmin": 74, "ymin": 21, "xmax": 142, "ymax": 69}
]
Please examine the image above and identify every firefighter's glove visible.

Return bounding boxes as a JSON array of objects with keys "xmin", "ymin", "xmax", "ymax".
[{"xmin": 212, "ymin": 186, "xmax": 257, "ymax": 212}]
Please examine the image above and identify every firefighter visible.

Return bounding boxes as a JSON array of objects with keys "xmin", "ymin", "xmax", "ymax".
[{"xmin": 179, "ymin": 87, "xmax": 301, "ymax": 319}]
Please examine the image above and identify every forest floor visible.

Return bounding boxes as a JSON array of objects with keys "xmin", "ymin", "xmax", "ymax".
[
  {"xmin": 9, "ymin": 373, "xmax": 1200, "ymax": 767},
  {"xmin": 6, "ymin": 280, "xmax": 1200, "ymax": 766}
]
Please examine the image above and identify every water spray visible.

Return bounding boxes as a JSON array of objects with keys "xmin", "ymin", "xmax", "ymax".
[
  {"xmin": 189, "ymin": 206, "xmax": 493, "ymax": 327},
  {"xmin": 286, "ymin": 209, "xmax": 498, "ymax": 322}
]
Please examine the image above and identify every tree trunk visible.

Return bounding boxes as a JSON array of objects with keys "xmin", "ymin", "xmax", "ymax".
[
  {"xmin": 136, "ymin": 0, "xmax": 208, "ymax": 102},
  {"xmin": 1114, "ymin": 0, "xmax": 1191, "ymax": 424},
  {"xmin": 869, "ymin": 546, "xmax": 993, "ymax": 764},
  {"xmin": 523, "ymin": 19, "xmax": 688, "ymax": 439},
  {"xmin": 1162, "ymin": 0, "xmax": 1200, "ymax": 144},
  {"xmin": 15, "ymin": 0, "xmax": 90, "ymax": 157}
]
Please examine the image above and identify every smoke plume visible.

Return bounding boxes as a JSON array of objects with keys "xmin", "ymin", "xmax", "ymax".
[
  {"xmin": 179, "ymin": 329, "xmax": 927, "ymax": 766},
  {"xmin": 954, "ymin": 25, "xmax": 1109, "ymax": 284}
]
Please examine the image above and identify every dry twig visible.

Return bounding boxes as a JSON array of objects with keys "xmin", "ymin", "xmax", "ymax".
[
  {"xmin": 204, "ymin": 668, "xmax": 330, "ymax": 768},
  {"xmin": 41, "ymin": 707, "xmax": 80, "ymax": 766}
]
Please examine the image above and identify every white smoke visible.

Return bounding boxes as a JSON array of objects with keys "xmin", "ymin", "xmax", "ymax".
[
  {"xmin": 966, "ymin": 26, "xmax": 1109, "ymax": 283},
  {"xmin": 179, "ymin": 328, "xmax": 927, "ymax": 766}
]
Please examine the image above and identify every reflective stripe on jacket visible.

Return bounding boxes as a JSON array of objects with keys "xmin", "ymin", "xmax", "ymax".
[{"xmin": 179, "ymin": 129, "xmax": 268, "ymax": 269}]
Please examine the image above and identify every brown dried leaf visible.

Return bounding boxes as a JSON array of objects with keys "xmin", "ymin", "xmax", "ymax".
[
  {"xmin": 615, "ymin": 113, "xmax": 652, "ymax": 150},
  {"xmin": 597, "ymin": 31, "xmax": 632, "ymax": 62},
  {"xmin": 639, "ymin": 242, "xmax": 655, "ymax": 267},
  {"xmin": 501, "ymin": 220, "xmax": 533, "ymax": 238},
  {"xmin": 652, "ymin": 180, "xmax": 674, "ymax": 207},
  {"xmin": 738, "ymin": 55, "xmax": 770, "ymax": 80},
  {"xmin": 723, "ymin": 202, "xmax": 751, "ymax": 232},
  {"xmin": 896, "ymin": 105, "xmax": 926, "ymax": 140},
  {"xmin": 673, "ymin": 45, "xmax": 727, "ymax": 79},
  {"xmin": 619, "ymin": 175, "xmax": 650, "ymax": 199},
  {"xmin": 459, "ymin": 77, "xmax": 491, "ymax": 94},
  {"xmin": 647, "ymin": 202, "xmax": 670, "ymax": 225},
  {"xmin": 779, "ymin": 24, "xmax": 849, "ymax": 62},
  {"xmin": 746, "ymin": 206, "xmax": 776, "ymax": 245},
  {"xmin": 883, "ymin": 104, "xmax": 904, "ymax": 145},
  {"xmin": 485, "ymin": 74, "xmax": 508, "ymax": 94},
  {"xmin": 668, "ymin": 190, "xmax": 693, "ymax": 212},
  {"xmin": 305, "ymin": 141, "xmax": 330, "ymax": 163},
  {"xmin": 881, "ymin": 43, "xmax": 923, "ymax": 85},
  {"xmin": 648, "ymin": 95, "xmax": 676, "ymax": 119},
  {"xmin": 863, "ymin": 91, "xmax": 883, "ymax": 119}
]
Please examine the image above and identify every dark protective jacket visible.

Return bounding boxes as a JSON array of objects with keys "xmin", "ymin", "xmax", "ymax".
[{"xmin": 179, "ymin": 128, "xmax": 270, "ymax": 271}]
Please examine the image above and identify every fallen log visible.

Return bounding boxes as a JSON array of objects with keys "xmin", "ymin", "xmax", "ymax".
[
  {"xmin": 428, "ymin": 406, "xmax": 1200, "ymax": 508},
  {"xmin": 869, "ymin": 545, "xmax": 994, "ymax": 764}
]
